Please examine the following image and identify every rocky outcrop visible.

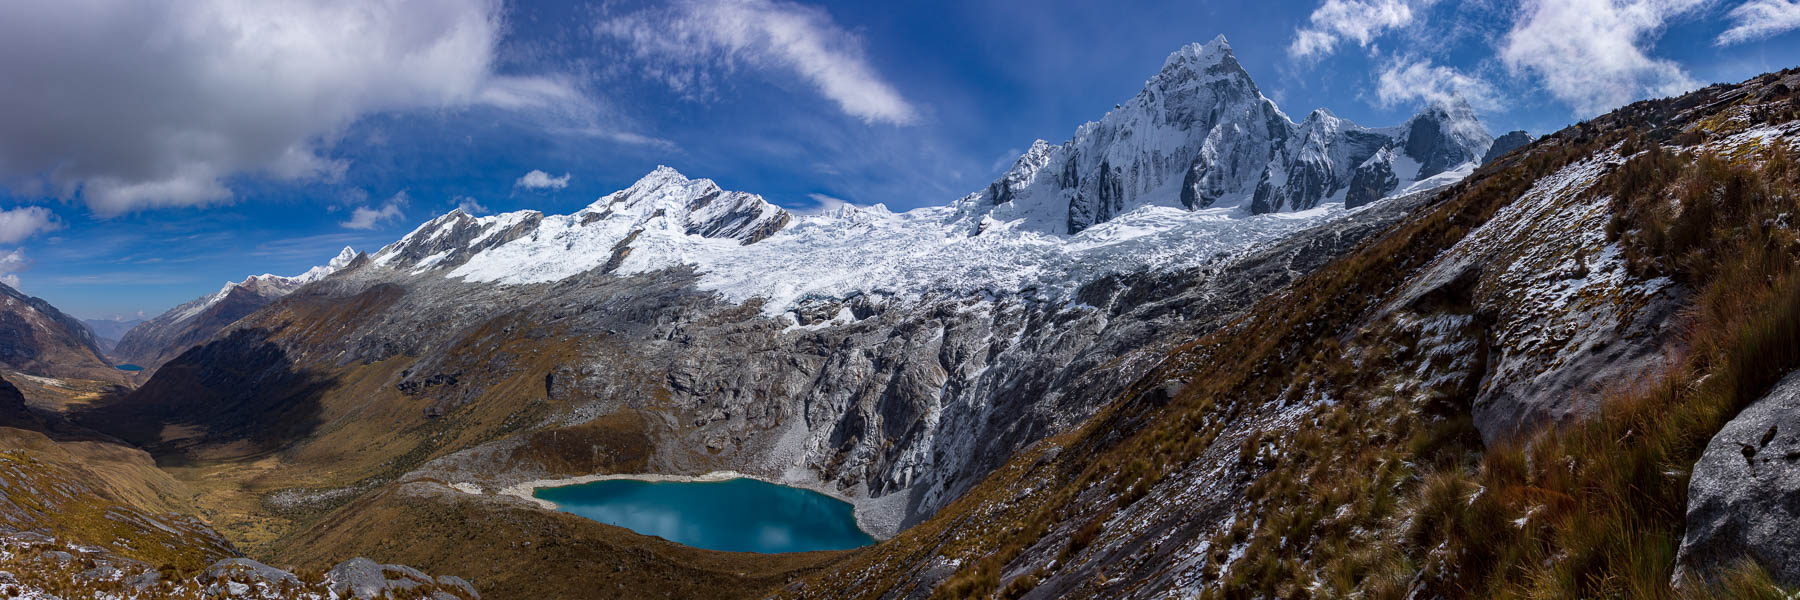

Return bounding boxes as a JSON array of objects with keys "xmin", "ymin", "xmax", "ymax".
[
  {"xmin": 0, "ymin": 375, "xmax": 41, "ymax": 430},
  {"xmin": 1384, "ymin": 153, "xmax": 1687, "ymax": 443},
  {"xmin": 1345, "ymin": 147, "xmax": 1401, "ymax": 208},
  {"xmin": 327, "ymin": 557, "xmax": 480, "ymax": 600},
  {"xmin": 1482, "ymin": 130, "xmax": 1534, "ymax": 164},
  {"xmin": 1678, "ymin": 370, "xmax": 1800, "ymax": 586}
]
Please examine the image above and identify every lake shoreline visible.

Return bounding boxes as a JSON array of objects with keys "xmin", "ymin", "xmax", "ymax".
[{"xmin": 493, "ymin": 470, "xmax": 889, "ymax": 541}]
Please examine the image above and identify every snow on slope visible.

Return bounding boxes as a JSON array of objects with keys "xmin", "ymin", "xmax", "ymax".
[{"xmin": 439, "ymin": 168, "xmax": 1361, "ymax": 316}]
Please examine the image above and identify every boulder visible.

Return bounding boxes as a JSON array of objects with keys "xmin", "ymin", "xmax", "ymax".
[
  {"xmin": 1678, "ymin": 370, "xmax": 1800, "ymax": 585},
  {"xmin": 201, "ymin": 557, "xmax": 301, "ymax": 586},
  {"xmin": 327, "ymin": 557, "xmax": 478, "ymax": 599}
]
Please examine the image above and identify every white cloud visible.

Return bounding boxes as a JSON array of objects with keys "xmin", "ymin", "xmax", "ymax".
[
  {"xmin": 476, "ymin": 75, "xmax": 596, "ymax": 117},
  {"xmin": 453, "ymin": 196, "xmax": 490, "ymax": 215},
  {"xmin": 341, "ymin": 191, "xmax": 408, "ymax": 230},
  {"xmin": 0, "ymin": 249, "xmax": 29, "ymax": 289},
  {"xmin": 515, "ymin": 170, "xmax": 571, "ymax": 190},
  {"xmin": 1376, "ymin": 58, "xmax": 1503, "ymax": 111},
  {"xmin": 1289, "ymin": 0, "xmax": 1432, "ymax": 59},
  {"xmin": 1501, "ymin": 0, "xmax": 1706, "ymax": 116},
  {"xmin": 0, "ymin": 207, "xmax": 62, "ymax": 245},
  {"xmin": 597, "ymin": 0, "xmax": 918, "ymax": 125},
  {"xmin": 0, "ymin": 0, "xmax": 593, "ymax": 215},
  {"xmin": 1718, "ymin": 0, "xmax": 1800, "ymax": 45}
]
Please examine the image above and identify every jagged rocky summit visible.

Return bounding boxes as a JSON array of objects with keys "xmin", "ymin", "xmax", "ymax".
[{"xmin": 956, "ymin": 35, "xmax": 1494, "ymax": 233}]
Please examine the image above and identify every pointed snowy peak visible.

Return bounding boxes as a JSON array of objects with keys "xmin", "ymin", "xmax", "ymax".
[
  {"xmin": 1159, "ymin": 35, "xmax": 1241, "ymax": 77},
  {"xmin": 1402, "ymin": 96, "xmax": 1494, "ymax": 180},
  {"xmin": 1151, "ymin": 34, "xmax": 1259, "ymax": 98},
  {"xmin": 986, "ymin": 140, "xmax": 1054, "ymax": 205},
  {"xmin": 373, "ymin": 208, "xmax": 545, "ymax": 273},
  {"xmin": 330, "ymin": 246, "xmax": 358, "ymax": 266},
  {"xmin": 590, "ymin": 166, "xmax": 792, "ymax": 244}
]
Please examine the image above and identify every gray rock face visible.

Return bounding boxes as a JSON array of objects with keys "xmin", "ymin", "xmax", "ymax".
[
  {"xmin": 1068, "ymin": 160, "xmax": 1126, "ymax": 233},
  {"xmin": 1179, "ymin": 154, "xmax": 1228, "ymax": 210},
  {"xmin": 1403, "ymin": 98, "xmax": 1492, "ymax": 180},
  {"xmin": 1345, "ymin": 148, "xmax": 1400, "ymax": 209},
  {"xmin": 327, "ymin": 557, "xmax": 479, "ymax": 600},
  {"xmin": 201, "ymin": 557, "xmax": 300, "ymax": 587},
  {"xmin": 1679, "ymin": 370, "xmax": 1800, "ymax": 586},
  {"xmin": 1383, "ymin": 152, "xmax": 1685, "ymax": 443},
  {"xmin": 1482, "ymin": 130, "xmax": 1534, "ymax": 164}
]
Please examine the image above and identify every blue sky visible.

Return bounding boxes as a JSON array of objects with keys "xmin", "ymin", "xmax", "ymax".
[{"xmin": 1, "ymin": 0, "xmax": 1797, "ymax": 319}]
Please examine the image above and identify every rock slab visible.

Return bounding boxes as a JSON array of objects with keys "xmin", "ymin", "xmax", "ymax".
[{"xmin": 1680, "ymin": 369, "xmax": 1800, "ymax": 585}]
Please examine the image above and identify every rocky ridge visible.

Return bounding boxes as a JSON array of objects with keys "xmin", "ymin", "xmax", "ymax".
[
  {"xmin": 0, "ymin": 282, "xmax": 120, "ymax": 384},
  {"xmin": 114, "ymin": 247, "xmax": 360, "ymax": 370}
]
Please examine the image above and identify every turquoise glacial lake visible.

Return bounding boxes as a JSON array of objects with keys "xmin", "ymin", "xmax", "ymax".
[
  {"xmin": 532, "ymin": 477, "xmax": 875, "ymax": 554},
  {"xmin": 114, "ymin": 363, "xmax": 144, "ymax": 371}
]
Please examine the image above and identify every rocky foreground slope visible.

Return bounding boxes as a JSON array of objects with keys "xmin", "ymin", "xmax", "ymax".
[{"xmin": 775, "ymin": 69, "xmax": 1800, "ymax": 599}]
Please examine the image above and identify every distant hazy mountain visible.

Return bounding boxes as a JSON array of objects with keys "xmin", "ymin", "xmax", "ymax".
[{"xmin": 80, "ymin": 317, "xmax": 145, "ymax": 355}]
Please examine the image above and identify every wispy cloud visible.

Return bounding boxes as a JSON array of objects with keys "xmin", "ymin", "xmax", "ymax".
[
  {"xmin": 597, "ymin": 0, "xmax": 919, "ymax": 125},
  {"xmin": 1718, "ymin": 0, "xmax": 1800, "ymax": 45},
  {"xmin": 1501, "ymin": 0, "xmax": 1705, "ymax": 116},
  {"xmin": 1376, "ymin": 58, "xmax": 1502, "ymax": 111},
  {"xmin": 1289, "ymin": 0, "xmax": 1433, "ymax": 59},
  {"xmin": 797, "ymin": 192, "xmax": 852, "ymax": 214},
  {"xmin": 453, "ymin": 196, "xmax": 491, "ymax": 215},
  {"xmin": 341, "ymin": 191, "xmax": 409, "ymax": 230},
  {"xmin": 249, "ymin": 231, "xmax": 391, "ymax": 263}
]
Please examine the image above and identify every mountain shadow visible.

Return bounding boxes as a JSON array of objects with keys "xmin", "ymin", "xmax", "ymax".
[{"xmin": 74, "ymin": 327, "xmax": 332, "ymax": 463}]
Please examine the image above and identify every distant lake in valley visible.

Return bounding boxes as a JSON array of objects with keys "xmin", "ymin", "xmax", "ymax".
[
  {"xmin": 114, "ymin": 364, "xmax": 144, "ymax": 371},
  {"xmin": 532, "ymin": 477, "xmax": 874, "ymax": 554}
]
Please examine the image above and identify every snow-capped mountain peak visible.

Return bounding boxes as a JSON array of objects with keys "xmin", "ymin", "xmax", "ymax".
[
  {"xmin": 581, "ymin": 166, "xmax": 791, "ymax": 243},
  {"xmin": 948, "ymin": 37, "xmax": 1492, "ymax": 233}
]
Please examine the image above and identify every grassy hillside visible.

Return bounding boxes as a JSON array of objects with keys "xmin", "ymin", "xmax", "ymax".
[{"xmin": 778, "ymin": 70, "xmax": 1800, "ymax": 599}]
